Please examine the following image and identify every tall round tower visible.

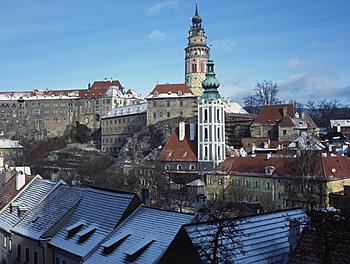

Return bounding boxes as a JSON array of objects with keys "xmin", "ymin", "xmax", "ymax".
[{"xmin": 185, "ymin": 3, "xmax": 210, "ymax": 97}]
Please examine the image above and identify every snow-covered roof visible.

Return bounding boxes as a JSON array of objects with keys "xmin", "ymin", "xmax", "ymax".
[
  {"xmin": 223, "ymin": 99, "xmax": 248, "ymax": 114},
  {"xmin": 186, "ymin": 179, "xmax": 205, "ymax": 187},
  {"xmin": 288, "ymin": 132, "xmax": 325, "ymax": 150},
  {"xmin": 49, "ymin": 188, "xmax": 137, "ymax": 258},
  {"xmin": 83, "ymin": 206, "xmax": 193, "ymax": 264},
  {"xmin": 184, "ymin": 208, "xmax": 306, "ymax": 263},
  {"xmin": 330, "ymin": 119, "xmax": 350, "ymax": 127},
  {"xmin": 0, "ymin": 137, "xmax": 23, "ymax": 149},
  {"xmin": 102, "ymin": 103, "xmax": 147, "ymax": 119},
  {"xmin": 12, "ymin": 185, "xmax": 84, "ymax": 240},
  {"xmin": 0, "ymin": 179, "xmax": 58, "ymax": 233}
]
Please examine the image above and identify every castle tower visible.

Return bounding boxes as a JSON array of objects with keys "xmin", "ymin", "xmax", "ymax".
[
  {"xmin": 185, "ymin": 3, "xmax": 210, "ymax": 97},
  {"xmin": 198, "ymin": 59, "xmax": 226, "ymax": 165}
]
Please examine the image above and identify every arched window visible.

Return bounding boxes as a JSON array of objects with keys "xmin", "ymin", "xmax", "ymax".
[
  {"xmin": 189, "ymin": 164, "xmax": 195, "ymax": 171},
  {"xmin": 165, "ymin": 164, "xmax": 170, "ymax": 170},
  {"xmin": 204, "ymin": 109, "xmax": 208, "ymax": 122},
  {"xmin": 217, "ymin": 109, "xmax": 220, "ymax": 121},
  {"xmin": 218, "ymin": 146, "xmax": 221, "ymax": 159},
  {"xmin": 177, "ymin": 164, "xmax": 182, "ymax": 170},
  {"xmin": 204, "ymin": 146, "xmax": 208, "ymax": 159},
  {"xmin": 204, "ymin": 127, "xmax": 208, "ymax": 140},
  {"xmin": 217, "ymin": 127, "xmax": 220, "ymax": 140}
]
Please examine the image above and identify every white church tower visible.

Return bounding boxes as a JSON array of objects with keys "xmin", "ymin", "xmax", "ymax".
[{"xmin": 198, "ymin": 59, "xmax": 226, "ymax": 165}]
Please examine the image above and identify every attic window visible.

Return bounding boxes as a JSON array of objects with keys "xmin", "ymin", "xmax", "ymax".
[
  {"xmin": 102, "ymin": 232, "xmax": 131, "ymax": 254},
  {"xmin": 154, "ymin": 91, "xmax": 159, "ymax": 96},
  {"xmin": 125, "ymin": 237, "xmax": 155, "ymax": 262},
  {"xmin": 331, "ymin": 168, "xmax": 337, "ymax": 173},
  {"xmin": 177, "ymin": 90, "xmax": 183, "ymax": 96},
  {"xmin": 265, "ymin": 166, "xmax": 276, "ymax": 176},
  {"xmin": 77, "ymin": 226, "xmax": 97, "ymax": 243},
  {"xmin": 65, "ymin": 221, "xmax": 85, "ymax": 238}
]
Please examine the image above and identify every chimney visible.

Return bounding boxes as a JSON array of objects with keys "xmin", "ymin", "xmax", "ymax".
[
  {"xmin": 189, "ymin": 122, "xmax": 196, "ymax": 141},
  {"xmin": 16, "ymin": 171, "xmax": 26, "ymax": 191},
  {"xmin": 328, "ymin": 144, "xmax": 333, "ymax": 152},
  {"xmin": 282, "ymin": 106, "xmax": 288, "ymax": 117},
  {"xmin": 179, "ymin": 122, "xmax": 185, "ymax": 141}
]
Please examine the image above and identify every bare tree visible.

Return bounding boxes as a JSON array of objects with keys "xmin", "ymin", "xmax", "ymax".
[
  {"xmin": 289, "ymin": 209, "xmax": 350, "ymax": 264},
  {"xmin": 306, "ymin": 99, "xmax": 344, "ymax": 128},
  {"xmin": 254, "ymin": 80, "xmax": 279, "ymax": 105},
  {"xmin": 193, "ymin": 200, "xmax": 246, "ymax": 264},
  {"xmin": 243, "ymin": 95, "xmax": 260, "ymax": 114}
]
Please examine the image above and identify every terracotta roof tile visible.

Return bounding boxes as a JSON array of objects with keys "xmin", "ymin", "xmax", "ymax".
[
  {"xmin": 148, "ymin": 83, "xmax": 193, "ymax": 96},
  {"xmin": 216, "ymin": 155, "xmax": 350, "ymax": 180},
  {"xmin": 0, "ymin": 172, "xmax": 35, "ymax": 210},
  {"xmin": 160, "ymin": 124, "xmax": 197, "ymax": 161},
  {"xmin": 254, "ymin": 104, "xmax": 294, "ymax": 125}
]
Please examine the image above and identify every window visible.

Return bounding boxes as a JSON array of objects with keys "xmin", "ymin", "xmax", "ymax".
[
  {"xmin": 266, "ymin": 182, "xmax": 270, "ymax": 189},
  {"xmin": 218, "ymin": 179, "xmax": 224, "ymax": 185},
  {"xmin": 3, "ymin": 236, "xmax": 6, "ymax": 248},
  {"xmin": 189, "ymin": 164, "xmax": 195, "ymax": 170},
  {"xmin": 217, "ymin": 109, "xmax": 220, "ymax": 121},
  {"xmin": 218, "ymin": 146, "xmax": 221, "ymax": 159},
  {"xmin": 17, "ymin": 244, "xmax": 21, "ymax": 261},
  {"xmin": 177, "ymin": 164, "xmax": 182, "ymax": 170},
  {"xmin": 213, "ymin": 193, "xmax": 218, "ymax": 199},
  {"xmin": 192, "ymin": 63, "xmax": 197, "ymax": 72},
  {"xmin": 56, "ymin": 257, "xmax": 60, "ymax": 264},
  {"xmin": 9, "ymin": 239, "xmax": 12, "ymax": 252},
  {"xmin": 153, "ymin": 112, "xmax": 156, "ymax": 119},
  {"xmin": 255, "ymin": 181, "xmax": 258, "ymax": 188},
  {"xmin": 283, "ymin": 129, "xmax": 287, "ymax": 135},
  {"xmin": 204, "ymin": 109, "xmax": 208, "ymax": 122},
  {"xmin": 167, "ymin": 101, "xmax": 170, "ymax": 107},
  {"xmin": 164, "ymin": 164, "xmax": 170, "ymax": 170},
  {"xmin": 26, "ymin": 248, "xmax": 29, "ymax": 262},
  {"xmin": 33, "ymin": 251, "xmax": 38, "ymax": 264},
  {"xmin": 153, "ymin": 101, "xmax": 156, "ymax": 107},
  {"xmin": 204, "ymin": 146, "xmax": 208, "ymax": 159},
  {"xmin": 179, "ymin": 100, "xmax": 183, "ymax": 107},
  {"xmin": 217, "ymin": 127, "xmax": 220, "ymax": 140},
  {"xmin": 167, "ymin": 112, "xmax": 170, "ymax": 118},
  {"xmin": 204, "ymin": 127, "xmax": 208, "ymax": 140}
]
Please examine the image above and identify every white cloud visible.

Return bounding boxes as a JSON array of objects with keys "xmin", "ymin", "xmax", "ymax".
[
  {"xmin": 211, "ymin": 39, "xmax": 236, "ymax": 51},
  {"xmin": 284, "ymin": 58, "xmax": 309, "ymax": 69},
  {"xmin": 148, "ymin": 29, "xmax": 166, "ymax": 40},
  {"xmin": 310, "ymin": 39, "xmax": 345, "ymax": 48},
  {"xmin": 146, "ymin": 1, "xmax": 177, "ymax": 15},
  {"xmin": 278, "ymin": 69, "xmax": 343, "ymax": 102}
]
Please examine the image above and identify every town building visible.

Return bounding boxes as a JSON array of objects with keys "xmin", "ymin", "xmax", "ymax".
[
  {"xmin": 146, "ymin": 84, "xmax": 196, "ymax": 125},
  {"xmin": 197, "ymin": 59, "xmax": 226, "ymax": 165},
  {"xmin": 250, "ymin": 104, "xmax": 316, "ymax": 142},
  {"xmin": 206, "ymin": 155, "xmax": 350, "ymax": 211},
  {"xmin": 159, "ymin": 208, "xmax": 306, "ymax": 264},
  {"xmin": 0, "ymin": 80, "xmax": 142, "ymax": 139},
  {"xmin": 330, "ymin": 119, "xmax": 350, "ymax": 139},
  {"xmin": 0, "ymin": 132, "xmax": 23, "ymax": 166},
  {"xmin": 0, "ymin": 177, "xmax": 60, "ymax": 263},
  {"xmin": 101, "ymin": 102, "xmax": 147, "ymax": 155},
  {"xmin": 184, "ymin": 4, "xmax": 210, "ymax": 96}
]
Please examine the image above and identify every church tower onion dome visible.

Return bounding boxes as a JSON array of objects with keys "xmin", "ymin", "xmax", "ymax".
[
  {"xmin": 201, "ymin": 59, "xmax": 220, "ymax": 100},
  {"xmin": 192, "ymin": 3, "xmax": 202, "ymax": 24}
]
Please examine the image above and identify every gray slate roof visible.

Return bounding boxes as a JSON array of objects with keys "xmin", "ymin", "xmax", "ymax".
[
  {"xmin": 84, "ymin": 206, "xmax": 193, "ymax": 264},
  {"xmin": 49, "ymin": 188, "xmax": 136, "ymax": 258},
  {"xmin": 185, "ymin": 208, "xmax": 306, "ymax": 264},
  {"xmin": 0, "ymin": 179, "xmax": 58, "ymax": 233},
  {"xmin": 12, "ymin": 184, "xmax": 84, "ymax": 240}
]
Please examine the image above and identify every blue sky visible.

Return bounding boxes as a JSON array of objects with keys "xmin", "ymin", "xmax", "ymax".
[{"xmin": 0, "ymin": 0, "xmax": 349, "ymax": 104}]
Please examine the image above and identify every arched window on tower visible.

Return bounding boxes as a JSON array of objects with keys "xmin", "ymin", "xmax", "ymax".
[
  {"xmin": 204, "ymin": 146, "xmax": 208, "ymax": 159},
  {"xmin": 204, "ymin": 127, "xmax": 208, "ymax": 140},
  {"xmin": 204, "ymin": 109, "xmax": 208, "ymax": 122},
  {"xmin": 192, "ymin": 63, "xmax": 197, "ymax": 73},
  {"xmin": 217, "ymin": 109, "xmax": 220, "ymax": 122},
  {"xmin": 217, "ymin": 127, "xmax": 220, "ymax": 140},
  {"xmin": 218, "ymin": 145, "xmax": 221, "ymax": 159}
]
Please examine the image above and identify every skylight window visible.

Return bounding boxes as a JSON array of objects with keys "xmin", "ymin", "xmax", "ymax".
[
  {"xmin": 65, "ymin": 221, "xmax": 85, "ymax": 238},
  {"xmin": 77, "ymin": 225, "xmax": 97, "ymax": 243},
  {"xmin": 102, "ymin": 231, "xmax": 131, "ymax": 254},
  {"xmin": 125, "ymin": 237, "xmax": 155, "ymax": 262}
]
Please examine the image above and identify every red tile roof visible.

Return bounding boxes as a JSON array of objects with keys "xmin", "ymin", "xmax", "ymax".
[
  {"xmin": 254, "ymin": 104, "xmax": 294, "ymax": 125},
  {"xmin": 90, "ymin": 80, "xmax": 122, "ymax": 90},
  {"xmin": 148, "ymin": 83, "xmax": 193, "ymax": 96},
  {"xmin": 160, "ymin": 124, "xmax": 197, "ymax": 161},
  {"xmin": 216, "ymin": 155, "xmax": 350, "ymax": 180},
  {"xmin": 0, "ymin": 172, "xmax": 35, "ymax": 210}
]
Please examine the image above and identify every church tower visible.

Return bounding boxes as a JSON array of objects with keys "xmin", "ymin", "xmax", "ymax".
[
  {"xmin": 185, "ymin": 3, "xmax": 210, "ymax": 97},
  {"xmin": 198, "ymin": 59, "xmax": 226, "ymax": 165}
]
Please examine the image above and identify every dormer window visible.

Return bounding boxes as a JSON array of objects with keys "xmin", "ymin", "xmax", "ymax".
[
  {"xmin": 265, "ymin": 166, "xmax": 276, "ymax": 176},
  {"xmin": 177, "ymin": 90, "xmax": 183, "ymax": 96},
  {"xmin": 154, "ymin": 91, "xmax": 159, "ymax": 96}
]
